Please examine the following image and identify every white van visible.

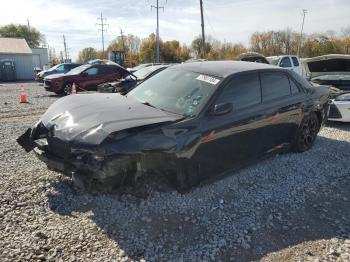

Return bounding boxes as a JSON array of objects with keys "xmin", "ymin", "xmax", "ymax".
[{"xmin": 267, "ymin": 55, "xmax": 302, "ymax": 76}]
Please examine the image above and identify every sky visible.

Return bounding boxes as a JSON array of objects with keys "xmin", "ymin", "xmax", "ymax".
[{"xmin": 1, "ymin": 0, "xmax": 349, "ymax": 61}]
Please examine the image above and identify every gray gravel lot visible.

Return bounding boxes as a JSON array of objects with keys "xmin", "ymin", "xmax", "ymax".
[{"xmin": 0, "ymin": 82, "xmax": 349, "ymax": 261}]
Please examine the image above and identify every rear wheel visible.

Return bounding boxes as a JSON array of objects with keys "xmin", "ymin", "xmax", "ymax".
[{"xmin": 292, "ymin": 112, "xmax": 320, "ymax": 153}]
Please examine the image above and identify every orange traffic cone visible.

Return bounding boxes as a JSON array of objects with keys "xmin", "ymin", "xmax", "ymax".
[
  {"xmin": 20, "ymin": 85, "xmax": 27, "ymax": 103},
  {"xmin": 71, "ymin": 83, "xmax": 77, "ymax": 95}
]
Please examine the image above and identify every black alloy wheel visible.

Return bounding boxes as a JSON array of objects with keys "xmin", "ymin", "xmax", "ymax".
[{"xmin": 293, "ymin": 112, "xmax": 320, "ymax": 153}]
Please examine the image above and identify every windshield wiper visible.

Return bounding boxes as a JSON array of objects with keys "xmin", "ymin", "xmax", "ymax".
[{"xmin": 141, "ymin": 101, "xmax": 156, "ymax": 108}]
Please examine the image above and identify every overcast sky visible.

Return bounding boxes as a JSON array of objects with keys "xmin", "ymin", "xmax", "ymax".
[{"xmin": 1, "ymin": 0, "xmax": 349, "ymax": 60}]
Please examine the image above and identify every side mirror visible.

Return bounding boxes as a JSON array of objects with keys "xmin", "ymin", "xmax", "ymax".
[{"xmin": 212, "ymin": 102, "xmax": 233, "ymax": 116}]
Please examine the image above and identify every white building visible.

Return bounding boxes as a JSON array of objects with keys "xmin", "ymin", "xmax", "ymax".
[{"xmin": 0, "ymin": 37, "xmax": 48, "ymax": 80}]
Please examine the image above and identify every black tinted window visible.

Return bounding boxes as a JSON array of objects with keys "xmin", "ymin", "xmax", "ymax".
[
  {"xmin": 292, "ymin": 57, "xmax": 299, "ymax": 66},
  {"xmin": 261, "ymin": 72, "xmax": 291, "ymax": 101},
  {"xmin": 280, "ymin": 57, "xmax": 292, "ymax": 68},
  {"xmin": 100, "ymin": 66, "xmax": 120, "ymax": 75},
  {"xmin": 218, "ymin": 73, "xmax": 261, "ymax": 110}
]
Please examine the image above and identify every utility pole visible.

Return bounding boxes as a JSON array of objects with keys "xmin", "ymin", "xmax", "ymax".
[
  {"xmin": 27, "ymin": 18, "xmax": 31, "ymax": 47},
  {"xmin": 297, "ymin": 9, "xmax": 307, "ymax": 57},
  {"xmin": 63, "ymin": 35, "xmax": 68, "ymax": 61},
  {"xmin": 200, "ymin": 0, "xmax": 205, "ymax": 59},
  {"xmin": 96, "ymin": 12, "xmax": 108, "ymax": 58},
  {"xmin": 151, "ymin": 1, "xmax": 166, "ymax": 63},
  {"xmin": 120, "ymin": 29, "xmax": 126, "ymax": 53}
]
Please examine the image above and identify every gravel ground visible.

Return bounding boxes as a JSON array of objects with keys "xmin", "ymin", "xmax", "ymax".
[{"xmin": 0, "ymin": 82, "xmax": 349, "ymax": 262}]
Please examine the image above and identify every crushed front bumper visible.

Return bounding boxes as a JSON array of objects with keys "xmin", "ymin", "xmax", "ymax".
[{"xmin": 17, "ymin": 128, "xmax": 75, "ymax": 175}]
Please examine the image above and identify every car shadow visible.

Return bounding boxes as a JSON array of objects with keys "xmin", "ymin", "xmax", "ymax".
[{"xmin": 47, "ymin": 135, "xmax": 350, "ymax": 261}]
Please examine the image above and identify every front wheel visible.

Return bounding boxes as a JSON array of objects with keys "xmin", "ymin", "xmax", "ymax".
[
  {"xmin": 292, "ymin": 112, "xmax": 320, "ymax": 153},
  {"xmin": 63, "ymin": 83, "xmax": 72, "ymax": 96}
]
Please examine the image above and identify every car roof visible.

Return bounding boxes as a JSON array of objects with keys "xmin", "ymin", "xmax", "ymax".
[{"xmin": 172, "ymin": 61, "xmax": 278, "ymax": 78}]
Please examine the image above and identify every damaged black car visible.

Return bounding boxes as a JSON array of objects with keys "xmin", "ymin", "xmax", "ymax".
[{"xmin": 17, "ymin": 61, "xmax": 329, "ymax": 192}]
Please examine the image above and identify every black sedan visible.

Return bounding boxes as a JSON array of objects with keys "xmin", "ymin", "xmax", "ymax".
[{"xmin": 17, "ymin": 61, "xmax": 329, "ymax": 192}]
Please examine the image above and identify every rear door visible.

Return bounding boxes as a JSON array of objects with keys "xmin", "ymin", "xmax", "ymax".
[
  {"xmin": 259, "ymin": 71, "xmax": 304, "ymax": 146},
  {"xmin": 99, "ymin": 65, "xmax": 122, "ymax": 82}
]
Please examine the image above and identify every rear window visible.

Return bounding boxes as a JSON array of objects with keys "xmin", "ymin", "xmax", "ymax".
[
  {"xmin": 260, "ymin": 72, "xmax": 291, "ymax": 101},
  {"xmin": 99, "ymin": 66, "xmax": 118, "ymax": 75}
]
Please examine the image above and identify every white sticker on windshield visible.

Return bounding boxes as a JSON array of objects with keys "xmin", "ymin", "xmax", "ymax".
[{"xmin": 196, "ymin": 74, "xmax": 220, "ymax": 85}]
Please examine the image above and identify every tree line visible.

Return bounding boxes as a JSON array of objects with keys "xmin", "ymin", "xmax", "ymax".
[{"xmin": 78, "ymin": 26, "xmax": 350, "ymax": 66}]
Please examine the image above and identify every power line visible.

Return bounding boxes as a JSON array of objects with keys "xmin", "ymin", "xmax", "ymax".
[
  {"xmin": 297, "ymin": 9, "xmax": 307, "ymax": 57},
  {"xmin": 96, "ymin": 12, "xmax": 109, "ymax": 58},
  {"xmin": 150, "ymin": 0, "xmax": 166, "ymax": 63}
]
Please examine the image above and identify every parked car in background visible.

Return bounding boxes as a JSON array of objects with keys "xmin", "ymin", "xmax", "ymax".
[
  {"xmin": 238, "ymin": 52, "xmax": 270, "ymax": 64},
  {"xmin": 127, "ymin": 63, "xmax": 166, "ymax": 73},
  {"xmin": 36, "ymin": 63, "xmax": 81, "ymax": 82},
  {"xmin": 303, "ymin": 54, "xmax": 350, "ymax": 122},
  {"xmin": 18, "ymin": 61, "xmax": 329, "ymax": 192},
  {"xmin": 43, "ymin": 63, "xmax": 130, "ymax": 95},
  {"xmin": 267, "ymin": 55, "xmax": 302, "ymax": 76},
  {"xmin": 184, "ymin": 58, "xmax": 207, "ymax": 63},
  {"xmin": 87, "ymin": 59, "xmax": 121, "ymax": 65},
  {"xmin": 98, "ymin": 64, "xmax": 171, "ymax": 94}
]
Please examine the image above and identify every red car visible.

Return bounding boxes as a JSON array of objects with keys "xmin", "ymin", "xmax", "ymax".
[{"xmin": 44, "ymin": 63, "xmax": 130, "ymax": 95}]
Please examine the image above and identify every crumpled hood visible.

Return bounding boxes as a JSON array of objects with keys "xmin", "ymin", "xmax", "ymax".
[
  {"xmin": 41, "ymin": 93, "xmax": 182, "ymax": 144},
  {"xmin": 304, "ymin": 55, "xmax": 350, "ymax": 79}
]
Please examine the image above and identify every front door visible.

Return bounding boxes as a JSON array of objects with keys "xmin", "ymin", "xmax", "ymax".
[
  {"xmin": 192, "ymin": 72, "xmax": 273, "ymax": 179},
  {"xmin": 80, "ymin": 66, "xmax": 101, "ymax": 90}
]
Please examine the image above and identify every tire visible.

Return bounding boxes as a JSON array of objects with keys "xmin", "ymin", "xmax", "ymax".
[
  {"xmin": 63, "ymin": 83, "xmax": 72, "ymax": 96},
  {"xmin": 63, "ymin": 83, "xmax": 78, "ymax": 96},
  {"xmin": 292, "ymin": 112, "xmax": 320, "ymax": 153}
]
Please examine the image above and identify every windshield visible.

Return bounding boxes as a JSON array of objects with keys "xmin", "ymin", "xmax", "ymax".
[
  {"xmin": 128, "ymin": 68, "xmax": 221, "ymax": 117},
  {"xmin": 267, "ymin": 57, "xmax": 280, "ymax": 66},
  {"xmin": 66, "ymin": 64, "xmax": 90, "ymax": 75}
]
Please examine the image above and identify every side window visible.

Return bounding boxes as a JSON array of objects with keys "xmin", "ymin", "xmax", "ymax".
[
  {"xmin": 291, "ymin": 57, "xmax": 299, "ymax": 67},
  {"xmin": 261, "ymin": 72, "xmax": 291, "ymax": 101},
  {"xmin": 100, "ymin": 66, "xmax": 119, "ymax": 75},
  {"xmin": 56, "ymin": 65, "xmax": 65, "ymax": 72},
  {"xmin": 280, "ymin": 57, "xmax": 292, "ymax": 68},
  {"xmin": 289, "ymin": 78, "xmax": 300, "ymax": 94},
  {"xmin": 217, "ymin": 73, "xmax": 261, "ymax": 110},
  {"xmin": 84, "ymin": 67, "xmax": 98, "ymax": 75}
]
